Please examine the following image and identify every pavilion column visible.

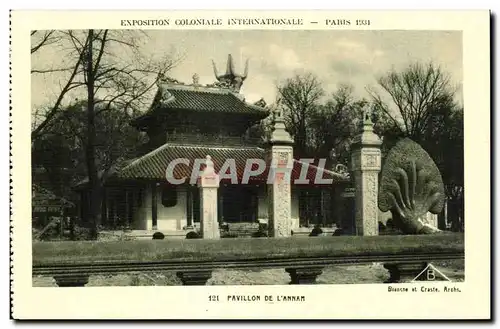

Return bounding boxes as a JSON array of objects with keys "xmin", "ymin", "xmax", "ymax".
[
  {"xmin": 197, "ymin": 155, "xmax": 220, "ymax": 239},
  {"xmin": 186, "ymin": 186, "xmax": 193, "ymax": 229},
  {"xmin": 267, "ymin": 110, "xmax": 294, "ymax": 237},
  {"xmin": 151, "ymin": 183, "xmax": 158, "ymax": 230},
  {"xmin": 351, "ymin": 108, "xmax": 382, "ymax": 236}
]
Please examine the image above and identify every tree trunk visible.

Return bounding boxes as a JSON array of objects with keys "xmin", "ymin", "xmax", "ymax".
[{"xmin": 85, "ymin": 29, "xmax": 102, "ymax": 239}]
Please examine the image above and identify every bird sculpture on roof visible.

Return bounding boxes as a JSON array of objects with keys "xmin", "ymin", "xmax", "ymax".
[{"xmin": 212, "ymin": 54, "xmax": 249, "ymax": 92}]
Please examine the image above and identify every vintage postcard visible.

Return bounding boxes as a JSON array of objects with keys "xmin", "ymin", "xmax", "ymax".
[{"xmin": 10, "ymin": 10, "xmax": 490, "ymax": 319}]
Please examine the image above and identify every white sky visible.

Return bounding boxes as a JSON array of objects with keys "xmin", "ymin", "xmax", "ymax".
[{"xmin": 31, "ymin": 30, "xmax": 463, "ymax": 109}]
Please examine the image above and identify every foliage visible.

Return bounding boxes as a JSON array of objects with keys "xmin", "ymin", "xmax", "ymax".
[
  {"xmin": 370, "ymin": 62, "xmax": 463, "ymax": 231},
  {"xmin": 309, "ymin": 84, "xmax": 367, "ymax": 165},
  {"xmin": 186, "ymin": 231, "xmax": 201, "ymax": 239},
  {"xmin": 276, "ymin": 72, "xmax": 324, "ymax": 158},
  {"xmin": 32, "ymin": 101, "xmax": 146, "ymax": 198},
  {"xmin": 32, "ymin": 29, "xmax": 181, "ymax": 238},
  {"xmin": 309, "ymin": 225, "xmax": 324, "ymax": 237},
  {"xmin": 152, "ymin": 232, "xmax": 165, "ymax": 240},
  {"xmin": 275, "ymin": 75, "xmax": 368, "ymax": 168},
  {"xmin": 31, "ymin": 30, "xmax": 180, "ymax": 141},
  {"xmin": 378, "ymin": 138, "xmax": 445, "ymax": 234},
  {"xmin": 33, "ymin": 234, "xmax": 464, "ymax": 265},
  {"xmin": 70, "ymin": 225, "xmax": 94, "ymax": 241}
]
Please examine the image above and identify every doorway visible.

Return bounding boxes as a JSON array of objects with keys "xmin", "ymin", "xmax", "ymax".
[{"xmin": 221, "ymin": 185, "xmax": 258, "ymax": 223}]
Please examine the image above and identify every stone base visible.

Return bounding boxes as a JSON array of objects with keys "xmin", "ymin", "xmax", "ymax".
[
  {"xmin": 54, "ymin": 275, "xmax": 89, "ymax": 287},
  {"xmin": 176, "ymin": 271, "xmax": 212, "ymax": 285},
  {"xmin": 384, "ymin": 262, "xmax": 428, "ymax": 283},
  {"xmin": 285, "ymin": 267, "xmax": 323, "ymax": 284}
]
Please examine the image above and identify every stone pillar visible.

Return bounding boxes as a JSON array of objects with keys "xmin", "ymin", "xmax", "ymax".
[
  {"xmin": 198, "ymin": 155, "xmax": 220, "ymax": 239},
  {"xmin": 351, "ymin": 108, "xmax": 382, "ymax": 236},
  {"xmin": 267, "ymin": 109, "xmax": 294, "ymax": 237}
]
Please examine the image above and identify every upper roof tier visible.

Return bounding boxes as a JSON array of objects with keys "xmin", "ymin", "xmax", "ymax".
[
  {"xmin": 131, "ymin": 73, "xmax": 269, "ymax": 129},
  {"xmin": 131, "ymin": 54, "xmax": 269, "ymax": 129}
]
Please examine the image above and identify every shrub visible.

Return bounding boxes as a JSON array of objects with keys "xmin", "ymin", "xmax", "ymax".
[
  {"xmin": 186, "ymin": 231, "xmax": 201, "ymax": 239},
  {"xmin": 332, "ymin": 228, "xmax": 344, "ymax": 236},
  {"xmin": 378, "ymin": 138, "xmax": 445, "ymax": 234},
  {"xmin": 71, "ymin": 225, "xmax": 94, "ymax": 241},
  {"xmin": 309, "ymin": 226, "xmax": 323, "ymax": 237},
  {"xmin": 152, "ymin": 232, "xmax": 165, "ymax": 240}
]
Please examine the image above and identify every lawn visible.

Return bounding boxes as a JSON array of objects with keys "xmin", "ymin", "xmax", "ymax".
[
  {"xmin": 32, "ymin": 234, "xmax": 465, "ymax": 286},
  {"xmin": 33, "ymin": 234, "xmax": 464, "ymax": 265}
]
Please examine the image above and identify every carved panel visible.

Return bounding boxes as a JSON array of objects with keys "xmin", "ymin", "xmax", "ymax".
[
  {"xmin": 361, "ymin": 149, "xmax": 381, "ymax": 170},
  {"xmin": 277, "ymin": 152, "xmax": 289, "ymax": 167},
  {"xmin": 268, "ymin": 146, "xmax": 292, "ymax": 237},
  {"xmin": 200, "ymin": 188, "xmax": 220, "ymax": 239},
  {"xmin": 274, "ymin": 179, "xmax": 291, "ymax": 237},
  {"xmin": 362, "ymin": 173, "xmax": 379, "ymax": 236},
  {"xmin": 354, "ymin": 174, "xmax": 363, "ymax": 234},
  {"xmin": 354, "ymin": 172, "xmax": 379, "ymax": 236}
]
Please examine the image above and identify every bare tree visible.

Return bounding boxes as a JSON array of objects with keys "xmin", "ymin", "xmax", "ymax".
[
  {"xmin": 309, "ymin": 84, "xmax": 367, "ymax": 166},
  {"xmin": 368, "ymin": 62, "xmax": 458, "ymax": 143},
  {"xmin": 369, "ymin": 62, "xmax": 463, "ymax": 231},
  {"xmin": 276, "ymin": 72, "xmax": 324, "ymax": 157},
  {"xmin": 31, "ymin": 30, "xmax": 60, "ymax": 55},
  {"xmin": 31, "ymin": 30, "xmax": 181, "ymax": 141},
  {"xmin": 31, "ymin": 29, "xmax": 181, "ymax": 237}
]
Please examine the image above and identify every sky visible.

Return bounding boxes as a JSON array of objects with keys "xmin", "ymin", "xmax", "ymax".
[{"xmin": 31, "ymin": 30, "xmax": 463, "ymax": 110}]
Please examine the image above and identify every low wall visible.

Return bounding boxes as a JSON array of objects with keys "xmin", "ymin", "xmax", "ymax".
[{"xmin": 33, "ymin": 234, "xmax": 464, "ymax": 286}]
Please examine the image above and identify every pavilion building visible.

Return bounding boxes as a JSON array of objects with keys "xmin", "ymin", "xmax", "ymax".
[{"xmin": 77, "ymin": 55, "xmax": 353, "ymax": 235}]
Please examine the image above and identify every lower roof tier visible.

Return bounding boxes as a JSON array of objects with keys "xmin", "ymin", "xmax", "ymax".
[{"xmin": 113, "ymin": 143, "xmax": 350, "ymax": 185}]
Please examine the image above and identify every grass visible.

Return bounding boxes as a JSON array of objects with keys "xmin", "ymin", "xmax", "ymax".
[{"xmin": 33, "ymin": 234, "xmax": 464, "ymax": 265}]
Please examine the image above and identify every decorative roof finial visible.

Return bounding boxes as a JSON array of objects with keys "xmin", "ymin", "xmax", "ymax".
[
  {"xmin": 212, "ymin": 54, "xmax": 249, "ymax": 92},
  {"xmin": 192, "ymin": 73, "xmax": 200, "ymax": 86}
]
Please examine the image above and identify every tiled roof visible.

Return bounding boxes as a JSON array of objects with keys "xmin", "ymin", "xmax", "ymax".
[
  {"xmin": 32, "ymin": 184, "xmax": 75, "ymax": 207},
  {"xmin": 152, "ymin": 85, "xmax": 269, "ymax": 116},
  {"xmin": 116, "ymin": 144, "xmax": 349, "ymax": 184}
]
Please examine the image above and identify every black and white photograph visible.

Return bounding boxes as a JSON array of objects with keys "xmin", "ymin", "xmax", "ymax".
[
  {"xmin": 10, "ymin": 10, "xmax": 490, "ymax": 320},
  {"xmin": 30, "ymin": 28, "xmax": 465, "ymax": 286}
]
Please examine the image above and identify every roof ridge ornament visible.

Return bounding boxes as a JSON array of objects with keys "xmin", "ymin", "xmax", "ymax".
[{"xmin": 212, "ymin": 54, "xmax": 249, "ymax": 92}]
